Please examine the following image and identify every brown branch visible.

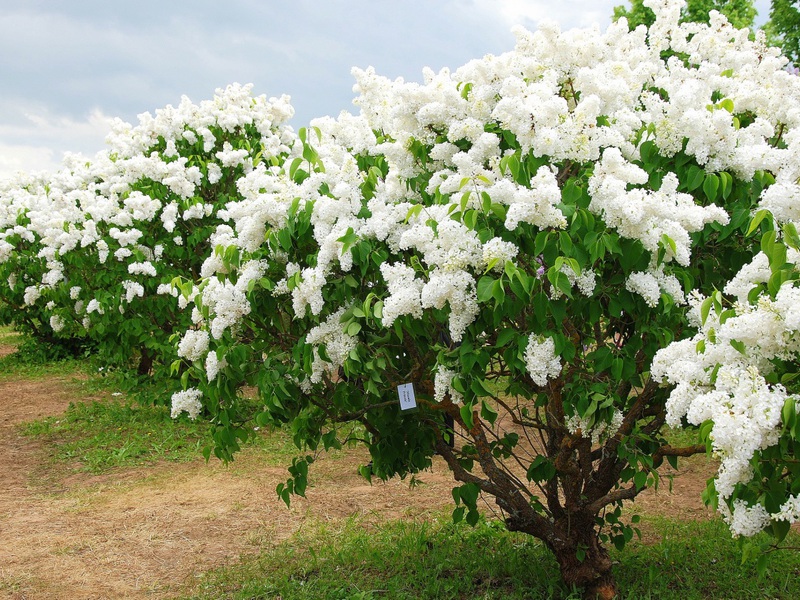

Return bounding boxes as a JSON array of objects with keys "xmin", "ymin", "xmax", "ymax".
[
  {"xmin": 434, "ymin": 438, "xmax": 503, "ymax": 495},
  {"xmin": 586, "ymin": 484, "xmax": 639, "ymax": 514},
  {"xmin": 333, "ymin": 400, "xmax": 401, "ymax": 423},
  {"xmin": 495, "ymin": 395, "xmax": 547, "ymax": 430},
  {"xmin": 652, "ymin": 444, "xmax": 707, "ymax": 468}
]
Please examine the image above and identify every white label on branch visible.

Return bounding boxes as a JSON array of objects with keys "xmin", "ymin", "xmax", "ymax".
[{"xmin": 397, "ymin": 383, "xmax": 417, "ymax": 411}]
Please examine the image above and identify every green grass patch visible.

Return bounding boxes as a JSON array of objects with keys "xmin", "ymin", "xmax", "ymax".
[
  {"xmin": 185, "ymin": 515, "xmax": 800, "ymax": 600},
  {"xmin": 22, "ymin": 399, "xmax": 213, "ymax": 473},
  {"xmin": 0, "ymin": 345, "xmax": 92, "ymax": 382},
  {"xmin": 0, "ymin": 323, "xmax": 23, "ymax": 342},
  {"xmin": 617, "ymin": 516, "xmax": 800, "ymax": 599},
  {"xmin": 21, "ymin": 396, "xmax": 312, "ymax": 475}
]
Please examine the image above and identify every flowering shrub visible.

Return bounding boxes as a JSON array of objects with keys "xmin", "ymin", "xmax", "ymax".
[
  {"xmin": 0, "ymin": 84, "xmax": 296, "ymax": 383},
  {"xmin": 162, "ymin": 1, "xmax": 800, "ymax": 594},
  {"xmin": 2, "ymin": 0, "xmax": 799, "ymax": 595}
]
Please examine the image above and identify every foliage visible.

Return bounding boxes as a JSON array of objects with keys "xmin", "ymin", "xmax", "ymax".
[
  {"xmin": 764, "ymin": 0, "xmax": 800, "ymax": 64},
  {"xmin": 613, "ymin": 0, "xmax": 756, "ymax": 29}
]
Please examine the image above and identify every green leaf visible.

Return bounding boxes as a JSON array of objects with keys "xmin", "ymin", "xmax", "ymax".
[
  {"xmin": 459, "ymin": 482, "xmax": 480, "ymax": 507},
  {"xmin": 700, "ymin": 296, "xmax": 714, "ymax": 325},
  {"xmin": 481, "ymin": 400, "xmax": 498, "ymax": 426},
  {"xmin": 703, "ymin": 173, "xmax": 720, "ymax": 202},
  {"xmin": 782, "ymin": 398, "xmax": 797, "ymax": 433},
  {"xmin": 495, "ymin": 329, "xmax": 516, "ymax": 347},
  {"xmin": 534, "ymin": 231, "xmax": 550, "ymax": 257},
  {"xmin": 491, "ymin": 279, "xmax": 506, "ymax": 305},
  {"xmin": 611, "ymin": 358, "xmax": 623, "ymax": 381},
  {"xmin": 465, "ymin": 508, "xmax": 480, "ymax": 527},
  {"xmin": 639, "ymin": 140, "xmax": 658, "ymax": 165},
  {"xmin": 460, "ymin": 403, "xmax": 475, "ymax": 430},
  {"xmin": 288, "ymin": 156, "xmax": 304, "ymax": 180},
  {"xmin": 719, "ymin": 98, "xmax": 735, "ymax": 114},
  {"xmin": 452, "ymin": 506, "xmax": 465, "ymax": 524},
  {"xmin": 562, "ymin": 178, "xmax": 582, "ymax": 205},
  {"xmin": 747, "ymin": 209, "xmax": 771, "ymax": 237},
  {"xmin": 547, "ymin": 267, "xmax": 573, "ymax": 299},
  {"xmin": 719, "ymin": 171, "xmax": 733, "ymax": 199},
  {"xmin": 477, "ymin": 276, "xmax": 495, "ymax": 303},
  {"xmin": 526, "ymin": 455, "xmax": 556, "ymax": 482},
  {"xmin": 783, "ymin": 222, "xmax": 800, "ymax": 251},
  {"xmin": 660, "ymin": 233, "xmax": 677, "ymax": 260},
  {"xmin": 686, "ymin": 166, "xmax": 706, "ymax": 191},
  {"xmin": 559, "ymin": 231, "xmax": 573, "ymax": 256}
]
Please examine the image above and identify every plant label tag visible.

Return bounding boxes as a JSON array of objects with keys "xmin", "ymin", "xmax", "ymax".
[{"xmin": 397, "ymin": 383, "xmax": 417, "ymax": 411}]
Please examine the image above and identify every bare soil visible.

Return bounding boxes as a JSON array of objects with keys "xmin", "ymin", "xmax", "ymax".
[{"xmin": 0, "ymin": 347, "xmax": 718, "ymax": 600}]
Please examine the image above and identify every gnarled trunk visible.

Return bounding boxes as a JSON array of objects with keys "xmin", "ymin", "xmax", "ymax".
[
  {"xmin": 547, "ymin": 513, "xmax": 617, "ymax": 599},
  {"xmin": 506, "ymin": 509, "xmax": 617, "ymax": 599}
]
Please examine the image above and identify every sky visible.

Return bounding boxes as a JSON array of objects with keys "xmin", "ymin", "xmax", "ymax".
[{"xmin": 0, "ymin": 0, "xmax": 773, "ymax": 178}]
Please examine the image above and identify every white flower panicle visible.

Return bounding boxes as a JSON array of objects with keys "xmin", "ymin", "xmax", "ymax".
[
  {"xmin": 170, "ymin": 388, "xmax": 204, "ymax": 420},
  {"xmin": 205, "ymin": 351, "xmax": 227, "ymax": 382},
  {"xmin": 379, "ymin": 263, "xmax": 424, "ymax": 326},
  {"xmin": 566, "ymin": 409, "xmax": 624, "ymax": 445},
  {"xmin": 305, "ymin": 308, "xmax": 358, "ymax": 384},
  {"xmin": 178, "ymin": 329, "xmax": 210, "ymax": 362},
  {"xmin": 524, "ymin": 336, "xmax": 563, "ymax": 387},
  {"xmin": 49, "ymin": 314, "xmax": 65, "ymax": 333},
  {"xmin": 434, "ymin": 366, "xmax": 463, "ymax": 404},
  {"xmin": 482, "ymin": 237, "xmax": 518, "ymax": 271}
]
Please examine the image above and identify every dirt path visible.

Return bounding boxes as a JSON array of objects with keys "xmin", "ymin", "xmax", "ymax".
[{"xmin": 0, "ymin": 343, "xmax": 718, "ymax": 600}]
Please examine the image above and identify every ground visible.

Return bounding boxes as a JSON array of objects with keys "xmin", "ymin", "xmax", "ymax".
[{"xmin": 0, "ymin": 336, "xmax": 718, "ymax": 600}]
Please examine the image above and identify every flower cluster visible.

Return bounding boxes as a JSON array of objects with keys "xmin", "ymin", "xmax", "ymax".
[
  {"xmin": 170, "ymin": 387, "xmax": 204, "ymax": 420},
  {"xmin": 524, "ymin": 336, "xmax": 563, "ymax": 387},
  {"xmin": 653, "ymin": 248, "xmax": 800, "ymax": 535}
]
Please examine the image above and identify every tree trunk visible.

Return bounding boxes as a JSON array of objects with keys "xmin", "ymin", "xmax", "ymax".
[
  {"xmin": 137, "ymin": 348, "xmax": 153, "ymax": 376},
  {"xmin": 547, "ymin": 513, "xmax": 618, "ymax": 600}
]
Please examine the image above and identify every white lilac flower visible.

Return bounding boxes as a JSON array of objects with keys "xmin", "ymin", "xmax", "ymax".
[
  {"xmin": 49, "ymin": 315, "xmax": 65, "ymax": 333},
  {"xmin": 434, "ymin": 366, "xmax": 463, "ymax": 404},
  {"xmin": 178, "ymin": 329, "xmax": 210, "ymax": 362},
  {"xmin": 170, "ymin": 388, "xmax": 204, "ymax": 420},
  {"xmin": 305, "ymin": 308, "xmax": 358, "ymax": 384},
  {"xmin": 482, "ymin": 237, "xmax": 518, "ymax": 271},
  {"xmin": 524, "ymin": 336, "xmax": 562, "ymax": 387},
  {"xmin": 121, "ymin": 280, "xmax": 145, "ymax": 303},
  {"xmin": 205, "ymin": 350, "xmax": 227, "ymax": 381},
  {"xmin": 23, "ymin": 286, "xmax": 41, "ymax": 306},
  {"xmin": 128, "ymin": 261, "xmax": 158, "ymax": 277}
]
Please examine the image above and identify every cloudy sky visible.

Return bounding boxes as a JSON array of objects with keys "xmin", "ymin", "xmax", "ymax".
[{"xmin": 0, "ymin": 0, "xmax": 772, "ymax": 178}]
